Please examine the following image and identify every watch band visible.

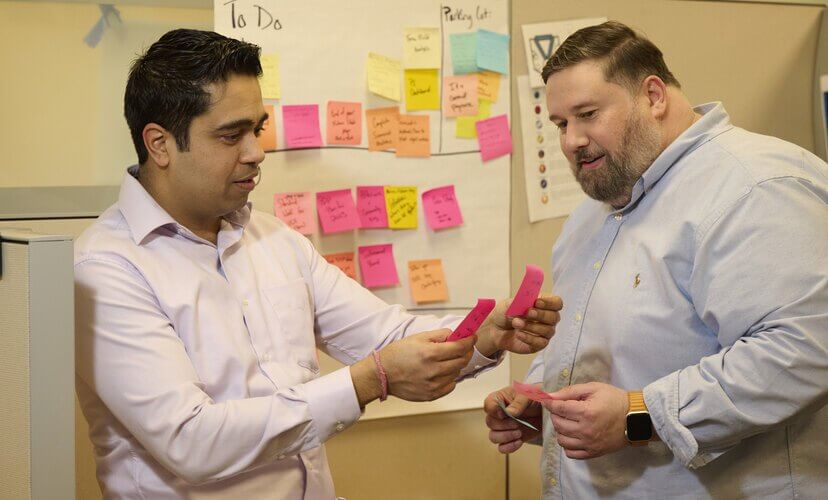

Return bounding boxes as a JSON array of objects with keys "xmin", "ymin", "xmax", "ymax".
[{"xmin": 628, "ymin": 391, "xmax": 646, "ymax": 413}]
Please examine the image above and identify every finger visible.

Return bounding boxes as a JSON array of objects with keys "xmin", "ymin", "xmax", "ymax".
[
  {"xmin": 486, "ymin": 414, "xmax": 520, "ymax": 431},
  {"xmin": 542, "ymin": 399, "xmax": 583, "ymax": 420},
  {"xmin": 564, "ymin": 449, "xmax": 591, "ymax": 460},
  {"xmin": 548, "ymin": 383, "xmax": 594, "ymax": 401},
  {"xmin": 430, "ymin": 335, "xmax": 476, "ymax": 361},
  {"xmin": 513, "ymin": 330, "xmax": 552, "ymax": 351},
  {"xmin": 535, "ymin": 295, "xmax": 563, "ymax": 311},
  {"xmin": 556, "ymin": 433, "xmax": 586, "ymax": 450},
  {"xmin": 523, "ymin": 308, "xmax": 561, "ymax": 327},
  {"xmin": 550, "ymin": 413, "xmax": 580, "ymax": 437},
  {"xmin": 489, "ymin": 428, "xmax": 523, "ymax": 445},
  {"xmin": 422, "ymin": 328, "xmax": 453, "ymax": 342},
  {"xmin": 498, "ymin": 439, "xmax": 525, "ymax": 454},
  {"xmin": 505, "ymin": 394, "xmax": 534, "ymax": 418}
]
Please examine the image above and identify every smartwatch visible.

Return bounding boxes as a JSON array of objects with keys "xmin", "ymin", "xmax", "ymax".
[{"xmin": 625, "ymin": 391, "xmax": 653, "ymax": 446}]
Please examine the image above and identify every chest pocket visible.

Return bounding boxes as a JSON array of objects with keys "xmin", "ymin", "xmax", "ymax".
[{"xmin": 264, "ymin": 279, "xmax": 319, "ymax": 376}]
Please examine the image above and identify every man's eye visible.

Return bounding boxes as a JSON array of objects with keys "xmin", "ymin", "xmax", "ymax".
[
  {"xmin": 555, "ymin": 122, "xmax": 567, "ymax": 131},
  {"xmin": 222, "ymin": 133, "xmax": 241, "ymax": 143},
  {"xmin": 579, "ymin": 110, "xmax": 596, "ymax": 119},
  {"xmin": 254, "ymin": 126, "xmax": 266, "ymax": 137}
]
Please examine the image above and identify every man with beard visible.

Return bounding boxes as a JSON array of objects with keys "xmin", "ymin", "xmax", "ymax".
[{"xmin": 484, "ymin": 21, "xmax": 827, "ymax": 498}]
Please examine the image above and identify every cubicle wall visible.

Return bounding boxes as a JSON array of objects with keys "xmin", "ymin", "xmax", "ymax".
[{"xmin": 0, "ymin": 229, "xmax": 75, "ymax": 500}]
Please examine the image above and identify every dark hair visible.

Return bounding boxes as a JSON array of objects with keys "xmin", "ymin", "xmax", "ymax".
[
  {"xmin": 124, "ymin": 29, "xmax": 262, "ymax": 164},
  {"xmin": 541, "ymin": 21, "xmax": 680, "ymax": 91}
]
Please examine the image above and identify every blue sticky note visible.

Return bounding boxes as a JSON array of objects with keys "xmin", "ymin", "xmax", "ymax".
[
  {"xmin": 476, "ymin": 30, "xmax": 509, "ymax": 75},
  {"xmin": 449, "ymin": 32, "xmax": 478, "ymax": 75}
]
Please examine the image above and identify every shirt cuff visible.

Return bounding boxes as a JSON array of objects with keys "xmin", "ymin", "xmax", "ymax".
[
  {"xmin": 303, "ymin": 366, "xmax": 362, "ymax": 443},
  {"xmin": 644, "ymin": 371, "xmax": 720, "ymax": 469},
  {"xmin": 458, "ymin": 346, "xmax": 503, "ymax": 380}
]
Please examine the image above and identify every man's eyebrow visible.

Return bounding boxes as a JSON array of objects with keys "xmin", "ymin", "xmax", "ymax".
[{"xmin": 214, "ymin": 112, "xmax": 269, "ymax": 132}]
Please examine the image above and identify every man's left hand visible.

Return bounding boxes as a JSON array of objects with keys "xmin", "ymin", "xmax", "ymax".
[
  {"xmin": 541, "ymin": 382, "xmax": 629, "ymax": 459},
  {"xmin": 476, "ymin": 294, "xmax": 563, "ymax": 356}
]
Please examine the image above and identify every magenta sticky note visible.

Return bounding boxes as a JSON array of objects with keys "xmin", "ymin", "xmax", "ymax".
[
  {"xmin": 506, "ymin": 264, "xmax": 545, "ymax": 317},
  {"xmin": 356, "ymin": 186, "xmax": 389, "ymax": 229},
  {"xmin": 513, "ymin": 381, "xmax": 554, "ymax": 402},
  {"xmin": 421, "ymin": 185, "xmax": 463, "ymax": 230},
  {"xmin": 316, "ymin": 189, "xmax": 360, "ymax": 234},
  {"xmin": 446, "ymin": 298, "xmax": 496, "ymax": 342},
  {"xmin": 358, "ymin": 244, "xmax": 400, "ymax": 288},
  {"xmin": 282, "ymin": 104, "xmax": 323, "ymax": 149},
  {"xmin": 475, "ymin": 114, "xmax": 512, "ymax": 161},
  {"xmin": 273, "ymin": 192, "xmax": 316, "ymax": 235}
]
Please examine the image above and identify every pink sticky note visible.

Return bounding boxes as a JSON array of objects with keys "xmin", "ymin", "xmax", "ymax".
[
  {"xmin": 274, "ymin": 192, "xmax": 316, "ymax": 235},
  {"xmin": 358, "ymin": 244, "xmax": 400, "ymax": 288},
  {"xmin": 316, "ymin": 189, "xmax": 360, "ymax": 234},
  {"xmin": 282, "ymin": 104, "xmax": 323, "ymax": 149},
  {"xmin": 512, "ymin": 381, "xmax": 555, "ymax": 402},
  {"xmin": 505, "ymin": 264, "xmax": 545, "ymax": 317},
  {"xmin": 446, "ymin": 298, "xmax": 496, "ymax": 342},
  {"xmin": 356, "ymin": 186, "xmax": 389, "ymax": 229},
  {"xmin": 421, "ymin": 185, "xmax": 463, "ymax": 230},
  {"xmin": 476, "ymin": 114, "xmax": 512, "ymax": 161}
]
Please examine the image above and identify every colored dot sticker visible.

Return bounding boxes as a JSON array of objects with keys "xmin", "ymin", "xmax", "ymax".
[
  {"xmin": 534, "ymin": 105, "xmax": 541, "ymax": 114},
  {"xmin": 540, "ymin": 179, "xmax": 548, "ymax": 189},
  {"xmin": 538, "ymin": 150, "xmax": 545, "ymax": 159},
  {"xmin": 541, "ymin": 194, "xmax": 549, "ymax": 204},
  {"xmin": 539, "ymin": 164, "xmax": 546, "ymax": 173}
]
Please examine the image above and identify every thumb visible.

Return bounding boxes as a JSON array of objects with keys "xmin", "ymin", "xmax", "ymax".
[
  {"xmin": 423, "ymin": 328, "xmax": 453, "ymax": 342},
  {"xmin": 506, "ymin": 394, "xmax": 532, "ymax": 417},
  {"xmin": 548, "ymin": 383, "xmax": 594, "ymax": 401}
]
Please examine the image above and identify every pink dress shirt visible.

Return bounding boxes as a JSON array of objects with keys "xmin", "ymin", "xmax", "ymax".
[{"xmin": 75, "ymin": 167, "xmax": 498, "ymax": 499}]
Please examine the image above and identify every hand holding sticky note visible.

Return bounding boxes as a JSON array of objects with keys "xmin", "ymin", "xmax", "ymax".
[
  {"xmin": 446, "ymin": 298, "xmax": 496, "ymax": 342},
  {"xmin": 505, "ymin": 264, "xmax": 544, "ymax": 317},
  {"xmin": 512, "ymin": 381, "xmax": 554, "ymax": 402}
]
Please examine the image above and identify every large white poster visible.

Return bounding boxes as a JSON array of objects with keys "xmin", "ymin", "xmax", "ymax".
[{"xmin": 215, "ymin": 0, "xmax": 511, "ymax": 419}]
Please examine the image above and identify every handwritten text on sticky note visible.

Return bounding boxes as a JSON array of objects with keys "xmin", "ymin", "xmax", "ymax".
[
  {"xmin": 327, "ymin": 101, "xmax": 362, "ymax": 145},
  {"xmin": 356, "ymin": 186, "xmax": 389, "ymax": 228},
  {"xmin": 359, "ymin": 244, "xmax": 400, "ymax": 288},
  {"xmin": 366, "ymin": 107, "xmax": 399, "ymax": 151},
  {"xmin": 274, "ymin": 192, "xmax": 315, "ymax": 235},
  {"xmin": 476, "ymin": 114, "xmax": 512, "ymax": 161},
  {"xmin": 324, "ymin": 252, "xmax": 359, "ymax": 282},
  {"xmin": 408, "ymin": 259, "xmax": 449, "ymax": 304},
  {"xmin": 282, "ymin": 104, "xmax": 322, "ymax": 149},
  {"xmin": 443, "ymin": 75, "xmax": 478, "ymax": 117},
  {"xmin": 421, "ymin": 185, "xmax": 463, "ymax": 230},
  {"xmin": 396, "ymin": 114, "xmax": 430, "ymax": 157},
  {"xmin": 316, "ymin": 189, "xmax": 360, "ymax": 233},
  {"xmin": 384, "ymin": 186, "xmax": 418, "ymax": 229}
]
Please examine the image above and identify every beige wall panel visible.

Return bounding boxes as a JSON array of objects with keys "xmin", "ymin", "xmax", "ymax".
[{"xmin": 326, "ymin": 409, "xmax": 504, "ymax": 500}]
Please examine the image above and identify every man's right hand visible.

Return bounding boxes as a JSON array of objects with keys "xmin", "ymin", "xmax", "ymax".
[
  {"xmin": 484, "ymin": 386, "xmax": 542, "ymax": 453},
  {"xmin": 381, "ymin": 329, "xmax": 476, "ymax": 401}
]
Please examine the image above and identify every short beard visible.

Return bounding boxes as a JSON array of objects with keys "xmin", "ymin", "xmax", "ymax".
[{"xmin": 573, "ymin": 111, "xmax": 661, "ymax": 207}]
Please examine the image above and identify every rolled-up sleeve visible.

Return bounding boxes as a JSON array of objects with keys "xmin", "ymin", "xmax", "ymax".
[{"xmin": 644, "ymin": 177, "xmax": 828, "ymax": 468}]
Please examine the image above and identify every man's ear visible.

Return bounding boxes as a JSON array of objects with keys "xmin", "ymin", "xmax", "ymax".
[
  {"xmin": 143, "ymin": 123, "xmax": 172, "ymax": 168},
  {"xmin": 641, "ymin": 75, "xmax": 667, "ymax": 119}
]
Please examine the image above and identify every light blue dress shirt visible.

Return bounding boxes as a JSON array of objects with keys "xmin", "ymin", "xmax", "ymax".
[{"xmin": 526, "ymin": 103, "xmax": 828, "ymax": 498}]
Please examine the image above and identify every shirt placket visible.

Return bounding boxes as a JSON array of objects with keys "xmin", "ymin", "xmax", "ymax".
[{"xmin": 543, "ymin": 210, "xmax": 625, "ymax": 498}]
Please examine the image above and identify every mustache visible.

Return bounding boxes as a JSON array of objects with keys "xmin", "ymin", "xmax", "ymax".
[{"xmin": 575, "ymin": 149, "xmax": 606, "ymax": 164}]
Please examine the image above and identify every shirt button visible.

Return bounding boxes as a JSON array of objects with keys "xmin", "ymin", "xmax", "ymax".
[
  {"xmin": 560, "ymin": 368, "xmax": 570, "ymax": 378},
  {"xmin": 614, "ymin": 213, "xmax": 623, "ymax": 221},
  {"xmin": 550, "ymin": 477, "xmax": 558, "ymax": 487},
  {"xmin": 592, "ymin": 261, "xmax": 601, "ymax": 270},
  {"xmin": 263, "ymin": 353, "xmax": 271, "ymax": 362},
  {"xmin": 474, "ymin": 364, "xmax": 482, "ymax": 370},
  {"xmin": 335, "ymin": 422, "xmax": 345, "ymax": 432},
  {"xmin": 574, "ymin": 313, "xmax": 582, "ymax": 322},
  {"xmin": 242, "ymin": 299, "xmax": 249, "ymax": 307}
]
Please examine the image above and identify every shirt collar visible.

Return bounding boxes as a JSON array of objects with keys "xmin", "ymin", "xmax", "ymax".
[
  {"xmin": 118, "ymin": 165, "xmax": 252, "ymax": 245},
  {"xmin": 625, "ymin": 102, "xmax": 733, "ymax": 209}
]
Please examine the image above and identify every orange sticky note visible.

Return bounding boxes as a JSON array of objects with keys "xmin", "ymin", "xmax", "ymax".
[
  {"xmin": 327, "ymin": 101, "xmax": 362, "ymax": 145},
  {"xmin": 408, "ymin": 259, "xmax": 449, "ymax": 304},
  {"xmin": 257, "ymin": 104, "xmax": 278, "ymax": 152},
  {"xmin": 443, "ymin": 75, "xmax": 479, "ymax": 117},
  {"xmin": 396, "ymin": 114, "xmax": 430, "ymax": 157},
  {"xmin": 477, "ymin": 71, "xmax": 501, "ymax": 102},
  {"xmin": 366, "ymin": 107, "xmax": 399, "ymax": 152},
  {"xmin": 324, "ymin": 252, "xmax": 359, "ymax": 282}
]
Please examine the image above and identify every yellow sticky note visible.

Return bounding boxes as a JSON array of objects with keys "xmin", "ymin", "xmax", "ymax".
[
  {"xmin": 384, "ymin": 186, "xmax": 418, "ymax": 229},
  {"xmin": 456, "ymin": 99, "xmax": 492, "ymax": 139},
  {"xmin": 403, "ymin": 27, "xmax": 441, "ymax": 69},
  {"xmin": 259, "ymin": 53, "xmax": 281, "ymax": 99},
  {"xmin": 405, "ymin": 69, "xmax": 440, "ymax": 111},
  {"xmin": 367, "ymin": 52, "xmax": 401, "ymax": 102},
  {"xmin": 477, "ymin": 71, "xmax": 501, "ymax": 102},
  {"xmin": 408, "ymin": 259, "xmax": 449, "ymax": 304}
]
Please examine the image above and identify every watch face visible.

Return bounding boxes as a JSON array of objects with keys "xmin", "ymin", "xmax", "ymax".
[{"xmin": 626, "ymin": 413, "xmax": 653, "ymax": 441}]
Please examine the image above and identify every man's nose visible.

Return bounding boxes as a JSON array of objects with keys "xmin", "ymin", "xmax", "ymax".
[{"xmin": 562, "ymin": 124, "xmax": 589, "ymax": 154}]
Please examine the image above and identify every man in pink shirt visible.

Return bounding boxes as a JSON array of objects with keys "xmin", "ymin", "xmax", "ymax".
[{"xmin": 75, "ymin": 29, "xmax": 561, "ymax": 499}]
